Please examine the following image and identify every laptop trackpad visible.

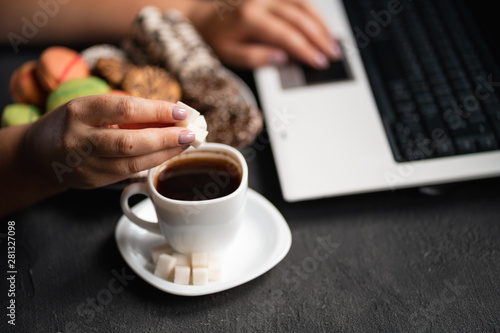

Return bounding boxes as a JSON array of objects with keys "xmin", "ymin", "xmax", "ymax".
[{"xmin": 278, "ymin": 58, "xmax": 353, "ymax": 89}]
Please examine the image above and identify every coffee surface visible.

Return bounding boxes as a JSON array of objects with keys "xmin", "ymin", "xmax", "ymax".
[{"xmin": 155, "ymin": 158, "xmax": 241, "ymax": 201}]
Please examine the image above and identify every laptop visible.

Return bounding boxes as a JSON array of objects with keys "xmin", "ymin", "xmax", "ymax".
[{"xmin": 254, "ymin": 0, "xmax": 500, "ymax": 202}]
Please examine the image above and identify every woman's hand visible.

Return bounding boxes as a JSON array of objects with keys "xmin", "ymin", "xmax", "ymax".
[
  {"xmin": 22, "ymin": 95, "xmax": 194, "ymax": 190},
  {"xmin": 189, "ymin": 0, "xmax": 342, "ymax": 69}
]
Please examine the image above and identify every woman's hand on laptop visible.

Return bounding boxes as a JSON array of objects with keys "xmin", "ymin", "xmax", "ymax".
[
  {"xmin": 2, "ymin": 0, "xmax": 339, "ymax": 69},
  {"xmin": 190, "ymin": 0, "xmax": 343, "ymax": 69}
]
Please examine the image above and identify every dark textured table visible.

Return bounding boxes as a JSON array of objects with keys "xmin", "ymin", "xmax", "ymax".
[{"xmin": 1, "ymin": 46, "xmax": 500, "ymax": 333}]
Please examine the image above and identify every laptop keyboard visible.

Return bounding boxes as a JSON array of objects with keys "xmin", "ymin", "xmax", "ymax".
[{"xmin": 344, "ymin": 0, "xmax": 500, "ymax": 161}]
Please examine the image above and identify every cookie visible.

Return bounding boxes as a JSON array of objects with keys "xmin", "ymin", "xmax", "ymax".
[
  {"xmin": 80, "ymin": 44, "xmax": 128, "ymax": 70},
  {"xmin": 2, "ymin": 104, "xmax": 41, "ymax": 127},
  {"xmin": 46, "ymin": 76, "xmax": 111, "ymax": 112},
  {"xmin": 163, "ymin": 10, "xmax": 221, "ymax": 79},
  {"xmin": 124, "ymin": 7, "xmax": 264, "ymax": 148},
  {"xmin": 130, "ymin": 7, "xmax": 220, "ymax": 79},
  {"xmin": 122, "ymin": 65, "xmax": 181, "ymax": 102},
  {"xmin": 36, "ymin": 46, "xmax": 90, "ymax": 92},
  {"xmin": 180, "ymin": 69, "xmax": 241, "ymax": 112},
  {"xmin": 204, "ymin": 101, "xmax": 263, "ymax": 148},
  {"xmin": 9, "ymin": 60, "xmax": 47, "ymax": 107},
  {"xmin": 128, "ymin": 7, "xmax": 183, "ymax": 74},
  {"xmin": 93, "ymin": 58, "xmax": 131, "ymax": 88},
  {"xmin": 121, "ymin": 38, "xmax": 151, "ymax": 66}
]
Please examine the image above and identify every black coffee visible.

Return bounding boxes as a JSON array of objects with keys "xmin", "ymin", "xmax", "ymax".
[{"xmin": 155, "ymin": 157, "xmax": 241, "ymax": 201}]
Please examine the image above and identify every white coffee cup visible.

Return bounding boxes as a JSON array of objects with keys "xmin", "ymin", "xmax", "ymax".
[{"xmin": 120, "ymin": 143, "xmax": 248, "ymax": 254}]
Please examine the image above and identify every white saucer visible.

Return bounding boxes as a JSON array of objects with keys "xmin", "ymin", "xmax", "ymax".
[{"xmin": 115, "ymin": 189, "xmax": 292, "ymax": 296}]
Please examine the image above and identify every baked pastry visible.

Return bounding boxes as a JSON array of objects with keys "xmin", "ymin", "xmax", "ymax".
[
  {"xmin": 80, "ymin": 44, "xmax": 128, "ymax": 70},
  {"xmin": 162, "ymin": 10, "xmax": 221, "ymax": 79},
  {"xmin": 204, "ymin": 101, "xmax": 263, "ymax": 149},
  {"xmin": 120, "ymin": 38, "xmax": 152, "ymax": 67},
  {"xmin": 127, "ymin": 7, "xmax": 246, "ymax": 109},
  {"xmin": 123, "ymin": 6, "xmax": 264, "ymax": 148},
  {"xmin": 127, "ymin": 7, "xmax": 220, "ymax": 79},
  {"xmin": 122, "ymin": 65, "xmax": 181, "ymax": 102},
  {"xmin": 180, "ymin": 69, "xmax": 241, "ymax": 112},
  {"xmin": 93, "ymin": 58, "xmax": 131, "ymax": 88}
]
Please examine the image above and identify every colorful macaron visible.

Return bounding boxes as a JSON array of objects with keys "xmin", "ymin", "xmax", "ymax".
[
  {"xmin": 46, "ymin": 76, "xmax": 111, "ymax": 112},
  {"xmin": 9, "ymin": 60, "xmax": 47, "ymax": 107},
  {"xmin": 2, "ymin": 104, "xmax": 41, "ymax": 127},
  {"xmin": 36, "ymin": 46, "xmax": 90, "ymax": 92}
]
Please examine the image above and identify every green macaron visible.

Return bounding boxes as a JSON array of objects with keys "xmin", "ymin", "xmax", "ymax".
[
  {"xmin": 1, "ymin": 103, "xmax": 41, "ymax": 127},
  {"xmin": 46, "ymin": 76, "xmax": 111, "ymax": 112}
]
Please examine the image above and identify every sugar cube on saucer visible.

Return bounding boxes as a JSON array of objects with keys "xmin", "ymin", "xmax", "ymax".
[
  {"xmin": 154, "ymin": 254, "xmax": 177, "ymax": 280},
  {"xmin": 192, "ymin": 267, "xmax": 209, "ymax": 286},
  {"xmin": 151, "ymin": 243, "xmax": 223, "ymax": 285},
  {"xmin": 208, "ymin": 257, "xmax": 222, "ymax": 282},
  {"xmin": 173, "ymin": 253, "xmax": 190, "ymax": 266},
  {"xmin": 174, "ymin": 266, "xmax": 191, "ymax": 285},
  {"xmin": 150, "ymin": 243, "xmax": 173, "ymax": 264},
  {"xmin": 191, "ymin": 252, "xmax": 208, "ymax": 268}
]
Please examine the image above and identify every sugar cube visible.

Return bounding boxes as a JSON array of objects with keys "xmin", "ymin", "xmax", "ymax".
[
  {"xmin": 174, "ymin": 266, "xmax": 191, "ymax": 285},
  {"xmin": 191, "ymin": 252, "xmax": 208, "ymax": 268},
  {"xmin": 193, "ymin": 267, "xmax": 209, "ymax": 286},
  {"xmin": 208, "ymin": 257, "xmax": 222, "ymax": 282},
  {"xmin": 153, "ymin": 253, "xmax": 177, "ymax": 280},
  {"xmin": 177, "ymin": 101, "xmax": 200, "ymax": 124},
  {"xmin": 172, "ymin": 253, "xmax": 190, "ymax": 266},
  {"xmin": 150, "ymin": 243, "xmax": 173, "ymax": 264},
  {"xmin": 193, "ymin": 114, "xmax": 207, "ymax": 129},
  {"xmin": 174, "ymin": 101, "xmax": 208, "ymax": 148},
  {"xmin": 187, "ymin": 122, "xmax": 208, "ymax": 148}
]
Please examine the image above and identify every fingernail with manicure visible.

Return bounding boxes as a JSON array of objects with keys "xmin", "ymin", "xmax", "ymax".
[
  {"xmin": 330, "ymin": 37, "xmax": 343, "ymax": 60},
  {"xmin": 178, "ymin": 130, "xmax": 195, "ymax": 145},
  {"xmin": 172, "ymin": 106, "xmax": 187, "ymax": 120},
  {"xmin": 314, "ymin": 53, "xmax": 330, "ymax": 69},
  {"xmin": 329, "ymin": 44, "xmax": 343, "ymax": 59},
  {"xmin": 268, "ymin": 51, "xmax": 288, "ymax": 66}
]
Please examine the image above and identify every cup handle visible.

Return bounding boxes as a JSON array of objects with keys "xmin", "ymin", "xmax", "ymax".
[{"xmin": 120, "ymin": 182, "xmax": 162, "ymax": 235}]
